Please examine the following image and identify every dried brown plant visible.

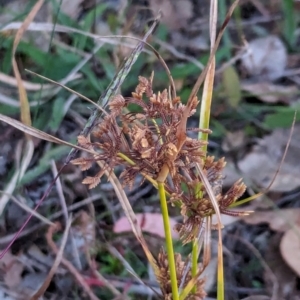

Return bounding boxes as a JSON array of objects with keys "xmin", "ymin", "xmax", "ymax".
[
  {"xmin": 71, "ymin": 74, "xmax": 247, "ymax": 244},
  {"xmin": 157, "ymin": 249, "xmax": 206, "ymax": 300}
]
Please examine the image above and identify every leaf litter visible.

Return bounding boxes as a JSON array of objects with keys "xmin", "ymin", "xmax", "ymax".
[{"xmin": 224, "ymin": 125, "xmax": 300, "ymax": 192}]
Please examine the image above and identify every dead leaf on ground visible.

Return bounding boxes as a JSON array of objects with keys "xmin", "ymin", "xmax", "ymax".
[
  {"xmin": 241, "ymin": 35, "xmax": 287, "ymax": 81},
  {"xmin": 114, "ymin": 213, "xmax": 179, "ymax": 239},
  {"xmin": 280, "ymin": 225, "xmax": 300, "ymax": 277},
  {"xmin": 0, "ymin": 250, "xmax": 24, "ymax": 289},
  {"xmin": 241, "ymin": 82, "xmax": 298, "ymax": 103},
  {"xmin": 244, "ymin": 208, "xmax": 300, "ymax": 232},
  {"xmin": 223, "ymin": 125, "xmax": 300, "ymax": 191}
]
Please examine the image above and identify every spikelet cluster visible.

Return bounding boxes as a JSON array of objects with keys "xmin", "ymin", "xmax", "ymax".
[{"xmin": 71, "ymin": 74, "xmax": 247, "ymax": 243}]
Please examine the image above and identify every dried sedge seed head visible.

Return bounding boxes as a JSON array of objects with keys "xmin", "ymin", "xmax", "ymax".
[
  {"xmin": 220, "ymin": 179, "xmax": 247, "ymax": 209},
  {"xmin": 175, "ymin": 214, "xmax": 204, "ymax": 244},
  {"xmin": 157, "ymin": 249, "xmax": 206, "ymax": 299},
  {"xmin": 71, "ymin": 157, "xmax": 93, "ymax": 171},
  {"xmin": 72, "ymin": 74, "xmax": 245, "ymax": 212},
  {"xmin": 77, "ymin": 135, "xmax": 92, "ymax": 150},
  {"xmin": 109, "ymin": 94, "xmax": 126, "ymax": 114},
  {"xmin": 135, "ymin": 75, "xmax": 153, "ymax": 98}
]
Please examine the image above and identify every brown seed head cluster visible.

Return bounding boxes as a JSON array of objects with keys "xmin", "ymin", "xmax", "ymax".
[
  {"xmin": 71, "ymin": 74, "xmax": 247, "ymax": 243},
  {"xmin": 157, "ymin": 249, "xmax": 206, "ymax": 300}
]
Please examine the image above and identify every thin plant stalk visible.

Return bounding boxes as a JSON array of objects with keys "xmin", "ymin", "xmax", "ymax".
[
  {"xmin": 217, "ymin": 227, "xmax": 224, "ymax": 300},
  {"xmin": 194, "ymin": 0, "xmax": 224, "ymax": 298},
  {"xmin": 191, "ymin": 241, "xmax": 198, "ymax": 287},
  {"xmin": 158, "ymin": 182, "xmax": 179, "ymax": 300},
  {"xmin": 191, "ymin": 181, "xmax": 202, "ymax": 292}
]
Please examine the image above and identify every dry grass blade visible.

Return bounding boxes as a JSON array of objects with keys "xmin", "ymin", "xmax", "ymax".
[
  {"xmin": 196, "ymin": 164, "xmax": 222, "ymax": 227},
  {"xmin": 12, "ymin": 0, "xmax": 45, "ymax": 127},
  {"xmin": 0, "ymin": 71, "xmax": 52, "ymax": 90},
  {"xmin": 51, "ymin": 161, "xmax": 68, "ymax": 224},
  {"xmin": 25, "ymin": 70, "xmax": 108, "ymax": 117},
  {"xmin": 90, "ymin": 266, "xmax": 123, "ymax": 298},
  {"xmin": 0, "ymin": 0, "xmax": 45, "ymax": 231},
  {"xmin": 30, "ymin": 218, "xmax": 72, "ymax": 300},
  {"xmin": 104, "ymin": 166, "xmax": 158, "ymax": 274},
  {"xmin": 0, "ymin": 139, "xmax": 34, "ymax": 215},
  {"xmin": 0, "ymin": 192, "xmax": 54, "ymax": 226},
  {"xmin": 1, "ymin": 22, "xmax": 152, "ymax": 55},
  {"xmin": 187, "ymin": 0, "xmax": 240, "ymax": 105},
  {"xmin": 0, "ymin": 114, "xmax": 96, "ymax": 155},
  {"xmin": 65, "ymin": 14, "xmax": 161, "ymax": 166}
]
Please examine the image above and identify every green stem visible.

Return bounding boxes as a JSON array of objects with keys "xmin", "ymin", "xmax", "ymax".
[
  {"xmin": 191, "ymin": 180, "xmax": 202, "ymax": 293},
  {"xmin": 158, "ymin": 182, "xmax": 179, "ymax": 300},
  {"xmin": 193, "ymin": 58, "xmax": 215, "ymax": 296},
  {"xmin": 217, "ymin": 228, "xmax": 225, "ymax": 300},
  {"xmin": 191, "ymin": 241, "xmax": 198, "ymax": 292},
  {"xmin": 198, "ymin": 60, "xmax": 215, "ymax": 151}
]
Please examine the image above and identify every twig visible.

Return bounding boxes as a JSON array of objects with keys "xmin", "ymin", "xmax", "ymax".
[{"xmin": 51, "ymin": 160, "xmax": 68, "ymax": 223}]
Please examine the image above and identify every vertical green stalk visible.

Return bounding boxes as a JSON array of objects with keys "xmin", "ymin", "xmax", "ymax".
[
  {"xmin": 194, "ymin": 0, "xmax": 218, "ymax": 290},
  {"xmin": 191, "ymin": 58, "xmax": 216, "ymax": 292},
  {"xmin": 191, "ymin": 181, "xmax": 202, "ymax": 292},
  {"xmin": 198, "ymin": 59, "xmax": 215, "ymax": 151},
  {"xmin": 191, "ymin": 241, "xmax": 198, "ymax": 290},
  {"xmin": 158, "ymin": 182, "xmax": 179, "ymax": 300},
  {"xmin": 217, "ymin": 227, "xmax": 225, "ymax": 300}
]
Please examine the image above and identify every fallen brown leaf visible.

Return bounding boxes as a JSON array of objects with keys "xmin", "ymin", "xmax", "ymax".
[
  {"xmin": 241, "ymin": 82, "xmax": 297, "ymax": 103},
  {"xmin": 244, "ymin": 208, "xmax": 300, "ymax": 232},
  {"xmin": 280, "ymin": 225, "xmax": 300, "ymax": 277},
  {"xmin": 224, "ymin": 125, "xmax": 300, "ymax": 191},
  {"xmin": 241, "ymin": 35, "xmax": 287, "ymax": 81},
  {"xmin": 114, "ymin": 213, "xmax": 179, "ymax": 239},
  {"xmin": 0, "ymin": 250, "xmax": 24, "ymax": 289}
]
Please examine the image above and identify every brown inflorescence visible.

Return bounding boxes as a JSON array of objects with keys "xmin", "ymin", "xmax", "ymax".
[
  {"xmin": 157, "ymin": 249, "xmax": 206, "ymax": 300},
  {"xmin": 71, "ymin": 74, "xmax": 247, "ymax": 243}
]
